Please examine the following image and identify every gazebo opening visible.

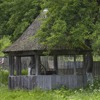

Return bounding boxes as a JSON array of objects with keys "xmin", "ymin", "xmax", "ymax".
[{"xmin": 12, "ymin": 55, "xmax": 86, "ymax": 76}]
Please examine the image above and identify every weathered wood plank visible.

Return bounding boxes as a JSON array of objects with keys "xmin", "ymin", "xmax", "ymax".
[
  {"xmin": 36, "ymin": 75, "xmax": 51, "ymax": 89},
  {"xmin": 54, "ymin": 56, "xmax": 58, "ymax": 74},
  {"xmin": 8, "ymin": 75, "xmax": 87, "ymax": 90},
  {"xmin": 9, "ymin": 55, "xmax": 14, "ymax": 75},
  {"xmin": 16, "ymin": 56, "xmax": 22, "ymax": 75},
  {"xmin": 35, "ymin": 55, "xmax": 41, "ymax": 75}
]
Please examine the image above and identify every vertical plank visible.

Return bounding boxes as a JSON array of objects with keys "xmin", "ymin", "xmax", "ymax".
[
  {"xmin": 8, "ymin": 76, "xmax": 11, "ymax": 89},
  {"xmin": 74, "ymin": 55, "xmax": 77, "ymax": 75},
  {"xmin": 9, "ymin": 55, "xmax": 14, "ymax": 75},
  {"xmin": 30, "ymin": 56, "xmax": 35, "ymax": 75},
  {"xmin": 54, "ymin": 55, "xmax": 58, "ymax": 74},
  {"xmin": 83, "ymin": 54, "xmax": 86, "ymax": 74},
  {"xmin": 16, "ymin": 56, "xmax": 22, "ymax": 75},
  {"xmin": 35, "ymin": 55, "xmax": 41, "ymax": 75}
]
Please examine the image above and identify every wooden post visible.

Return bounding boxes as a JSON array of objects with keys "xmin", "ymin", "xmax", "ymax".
[
  {"xmin": 74, "ymin": 55, "xmax": 77, "ymax": 75},
  {"xmin": 16, "ymin": 56, "xmax": 21, "ymax": 75},
  {"xmin": 54, "ymin": 55, "xmax": 58, "ymax": 74},
  {"xmin": 35, "ymin": 55, "xmax": 41, "ymax": 75},
  {"xmin": 31, "ymin": 56, "xmax": 35, "ymax": 68},
  {"xmin": 29, "ymin": 56, "xmax": 35, "ymax": 75},
  {"xmin": 9, "ymin": 55, "xmax": 14, "ymax": 75},
  {"xmin": 83, "ymin": 54, "xmax": 86, "ymax": 74}
]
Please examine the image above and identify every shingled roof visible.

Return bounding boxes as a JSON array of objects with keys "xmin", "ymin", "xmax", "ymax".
[
  {"xmin": 4, "ymin": 12, "xmax": 91, "ymax": 53},
  {"xmin": 4, "ymin": 13, "xmax": 46, "ymax": 53}
]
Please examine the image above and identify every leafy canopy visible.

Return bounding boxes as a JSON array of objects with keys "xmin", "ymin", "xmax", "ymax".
[
  {"xmin": 0, "ymin": 0, "xmax": 41, "ymax": 41},
  {"xmin": 0, "ymin": 36, "xmax": 11, "ymax": 56},
  {"xmin": 0, "ymin": 0, "xmax": 41, "ymax": 56},
  {"xmin": 36, "ymin": 0, "xmax": 100, "ymax": 51}
]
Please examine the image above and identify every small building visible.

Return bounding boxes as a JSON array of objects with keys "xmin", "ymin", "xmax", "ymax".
[{"xmin": 4, "ymin": 12, "xmax": 92, "ymax": 90}]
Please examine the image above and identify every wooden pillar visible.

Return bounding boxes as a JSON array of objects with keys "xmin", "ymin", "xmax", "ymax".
[
  {"xmin": 31, "ymin": 56, "xmax": 35, "ymax": 67},
  {"xmin": 74, "ymin": 55, "xmax": 77, "ymax": 75},
  {"xmin": 9, "ymin": 55, "xmax": 14, "ymax": 75},
  {"xmin": 16, "ymin": 56, "xmax": 21, "ymax": 75},
  {"xmin": 83, "ymin": 54, "xmax": 86, "ymax": 74},
  {"xmin": 35, "ymin": 55, "xmax": 41, "ymax": 75},
  {"xmin": 54, "ymin": 55, "xmax": 58, "ymax": 74},
  {"xmin": 29, "ymin": 56, "xmax": 35, "ymax": 75}
]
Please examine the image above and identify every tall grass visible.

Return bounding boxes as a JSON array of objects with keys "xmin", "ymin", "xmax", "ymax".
[
  {"xmin": 0, "ymin": 67, "xmax": 9, "ymax": 86},
  {"xmin": 0, "ymin": 86, "xmax": 100, "ymax": 100},
  {"xmin": 0, "ymin": 68, "xmax": 28, "ymax": 86}
]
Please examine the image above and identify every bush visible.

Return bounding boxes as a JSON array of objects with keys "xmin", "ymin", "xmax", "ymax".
[
  {"xmin": 0, "ymin": 67, "xmax": 9, "ymax": 86},
  {"xmin": 22, "ymin": 69, "xmax": 28, "ymax": 75},
  {"xmin": 85, "ymin": 76, "xmax": 100, "ymax": 90}
]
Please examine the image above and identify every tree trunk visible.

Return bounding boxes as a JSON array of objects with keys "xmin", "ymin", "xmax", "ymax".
[
  {"xmin": 85, "ymin": 39, "xmax": 93, "ymax": 73},
  {"xmin": 86, "ymin": 52, "xmax": 93, "ymax": 73},
  {"xmin": 85, "ymin": 39, "xmax": 93, "ymax": 84}
]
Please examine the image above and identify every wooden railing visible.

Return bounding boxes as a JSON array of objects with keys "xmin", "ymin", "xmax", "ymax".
[{"xmin": 9, "ymin": 75, "xmax": 87, "ymax": 90}]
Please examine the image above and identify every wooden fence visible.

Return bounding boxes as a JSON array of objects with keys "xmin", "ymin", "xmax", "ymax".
[{"xmin": 9, "ymin": 75, "xmax": 87, "ymax": 90}]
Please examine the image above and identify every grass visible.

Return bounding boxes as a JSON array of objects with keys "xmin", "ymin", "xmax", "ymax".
[
  {"xmin": 0, "ymin": 68, "xmax": 9, "ymax": 85},
  {"xmin": 0, "ymin": 86, "xmax": 100, "ymax": 100}
]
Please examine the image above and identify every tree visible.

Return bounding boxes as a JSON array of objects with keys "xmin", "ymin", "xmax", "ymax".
[
  {"xmin": 0, "ymin": 0, "xmax": 41, "ymax": 41},
  {"xmin": 0, "ymin": 0, "xmax": 42, "ymax": 56},
  {"xmin": 0, "ymin": 36, "xmax": 11, "ymax": 56},
  {"xmin": 36, "ymin": 0, "xmax": 100, "ymax": 72}
]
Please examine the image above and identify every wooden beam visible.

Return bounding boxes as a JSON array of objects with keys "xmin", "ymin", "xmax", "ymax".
[
  {"xmin": 16, "ymin": 56, "xmax": 22, "ymax": 75},
  {"xmin": 9, "ymin": 55, "xmax": 14, "ymax": 75},
  {"xmin": 5, "ymin": 49, "xmax": 91, "ymax": 56},
  {"xmin": 35, "ymin": 55, "xmax": 41, "ymax": 75},
  {"xmin": 54, "ymin": 55, "xmax": 58, "ymax": 74}
]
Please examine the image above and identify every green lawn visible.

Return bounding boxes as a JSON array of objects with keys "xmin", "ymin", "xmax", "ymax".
[{"xmin": 0, "ymin": 86, "xmax": 100, "ymax": 100}]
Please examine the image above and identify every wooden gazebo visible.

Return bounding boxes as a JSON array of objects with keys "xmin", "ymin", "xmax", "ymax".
[{"xmin": 4, "ymin": 13, "xmax": 91, "ymax": 90}]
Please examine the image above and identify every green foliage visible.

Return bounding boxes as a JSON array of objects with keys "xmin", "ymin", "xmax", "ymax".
[
  {"xmin": 87, "ymin": 76, "xmax": 100, "ymax": 90},
  {"xmin": 0, "ymin": 0, "xmax": 41, "ymax": 41},
  {"xmin": 0, "ymin": 36, "xmax": 11, "ymax": 56},
  {"xmin": 0, "ymin": 85, "xmax": 100, "ymax": 100},
  {"xmin": 93, "ymin": 55, "xmax": 100, "ymax": 61},
  {"xmin": 92, "ymin": 23, "xmax": 100, "ymax": 54},
  {"xmin": 36, "ymin": 0, "xmax": 100, "ymax": 52},
  {"xmin": 22, "ymin": 69, "xmax": 28, "ymax": 75},
  {"xmin": 0, "ymin": 0, "xmax": 100, "ymax": 55},
  {"xmin": 0, "ymin": 68, "xmax": 9, "ymax": 86},
  {"xmin": 0, "ymin": 0, "xmax": 41, "ymax": 55}
]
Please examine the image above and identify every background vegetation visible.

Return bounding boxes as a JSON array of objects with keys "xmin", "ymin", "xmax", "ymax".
[
  {"xmin": 0, "ymin": 0, "xmax": 42, "ymax": 56},
  {"xmin": 0, "ymin": 67, "xmax": 9, "ymax": 85},
  {"xmin": 0, "ymin": 0, "xmax": 100, "ymax": 56}
]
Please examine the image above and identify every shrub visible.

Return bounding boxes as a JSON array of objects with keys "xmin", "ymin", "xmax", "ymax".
[
  {"xmin": 0, "ymin": 67, "xmax": 9, "ymax": 86},
  {"xmin": 22, "ymin": 69, "xmax": 28, "ymax": 75},
  {"xmin": 86, "ymin": 76, "xmax": 100, "ymax": 90}
]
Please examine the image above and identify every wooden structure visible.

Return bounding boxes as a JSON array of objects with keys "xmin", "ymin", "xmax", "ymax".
[{"xmin": 4, "ymin": 12, "xmax": 92, "ymax": 90}]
